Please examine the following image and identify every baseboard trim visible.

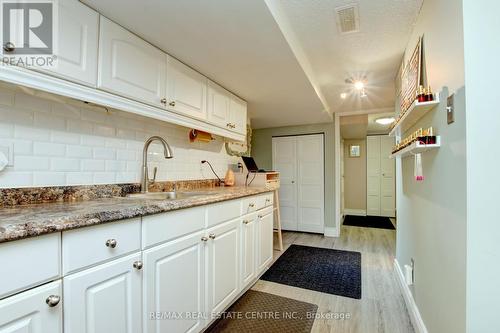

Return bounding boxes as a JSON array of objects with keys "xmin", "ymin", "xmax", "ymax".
[
  {"xmin": 343, "ymin": 209, "xmax": 367, "ymax": 216},
  {"xmin": 324, "ymin": 227, "xmax": 339, "ymax": 237},
  {"xmin": 394, "ymin": 259, "xmax": 428, "ymax": 333}
]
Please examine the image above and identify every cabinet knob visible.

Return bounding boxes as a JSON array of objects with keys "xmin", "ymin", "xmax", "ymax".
[
  {"xmin": 160, "ymin": 98, "xmax": 167, "ymax": 105},
  {"xmin": 209, "ymin": 233, "xmax": 216, "ymax": 240},
  {"xmin": 46, "ymin": 295, "xmax": 61, "ymax": 307},
  {"xmin": 265, "ymin": 198, "xmax": 271, "ymax": 203},
  {"xmin": 133, "ymin": 261, "xmax": 143, "ymax": 270},
  {"xmin": 201, "ymin": 236, "xmax": 208, "ymax": 242},
  {"xmin": 258, "ymin": 215, "xmax": 263, "ymax": 219},
  {"xmin": 226, "ymin": 123, "xmax": 232, "ymax": 128},
  {"xmin": 291, "ymin": 181, "xmax": 295, "ymax": 184},
  {"xmin": 105, "ymin": 239, "xmax": 117, "ymax": 248},
  {"xmin": 243, "ymin": 220, "xmax": 250, "ymax": 225},
  {"xmin": 3, "ymin": 42, "xmax": 15, "ymax": 52},
  {"xmin": 249, "ymin": 203, "xmax": 255, "ymax": 208},
  {"xmin": 169, "ymin": 101, "xmax": 176, "ymax": 107}
]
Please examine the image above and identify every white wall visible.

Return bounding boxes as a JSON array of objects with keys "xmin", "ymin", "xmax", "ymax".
[
  {"xmin": 395, "ymin": 0, "xmax": 467, "ymax": 332},
  {"xmin": 463, "ymin": 1, "xmax": 500, "ymax": 332},
  {"xmin": 0, "ymin": 85, "xmax": 238, "ymax": 188}
]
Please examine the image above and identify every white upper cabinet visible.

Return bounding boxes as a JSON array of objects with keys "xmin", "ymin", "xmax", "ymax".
[
  {"xmin": 207, "ymin": 80, "xmax": 231, "ymax": 128},
  {"xmin": 166, "ymin": 56, "xmax": 207, "ymax": 120},
  {"xmin": 229, "ymin": 96, "xmax": 247, "ymax": 135},
  {"xmin": 98, "ymin": 16, "xmax": 167, "ymax": 107},
  {"xmin": 36, "ymin": 0, "xmax": 99, "ymax": 86}
]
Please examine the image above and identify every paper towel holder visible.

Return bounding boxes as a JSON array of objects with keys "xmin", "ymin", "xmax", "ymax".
[{"xmin": 189, "ymin": 129, "xmax": 214, "ymax": 143}]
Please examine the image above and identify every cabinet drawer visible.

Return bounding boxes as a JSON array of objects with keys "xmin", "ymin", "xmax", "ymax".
[
  {"xmin": 241, "ymin": 196, "xmax": 259, "ymax": 215},
  {"xmin": 0, "ymin": 233, "xmax": 61, "ymax": 299},
  {"xmin": 256, "ymin": 193, "xmax": 274, "ymax": 209},
  {"xmin": 142, "ymin": 206, "xmax": 206, "ymax": 249},
  {"xmin": 207, "ymin": 199, "xmax": 241, "ymax": 227},
  {"xmin": 62, "ymin": 218, "xmax": 141, "ymax": 274}
]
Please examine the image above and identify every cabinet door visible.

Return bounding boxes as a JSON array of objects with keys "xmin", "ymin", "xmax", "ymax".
[
  {"xmin": 166, "ymin": 56, "xmax": 207, "ymax": 120},
  {"xmin": 207, "ymin": 81, "xmax": 230, "ymax": 128},
  {"xmin": 240, "ymin": 214, "xmax": 257, "ymax": 288},
  {"xmin": 98, "ymin": 16, "xmax": 167, "ymax": 107},
  {"xmin": 37, "ymin": 0, "xmax": 98, "ymax": 86},
  {"xmin": 143, "ymin": 231, "xmax": 206, "ymax": 333},
  {"xmin": 63, "ymin": 252, "xmax": 142, "ymax": 333},
  {"xmin": 207, "ymin": 219, "xmax": 240, "ymax": 315},
  {"xmin": 229, "ymin": 96, "xmax": 247, "ymax": 135},
  {"xmin": 257, "ymin": 211, "xmax": 274, "ymax": 273},
  {"xmin": 0, "ymin": 281, "xmax": 62, "ymax": 333}
]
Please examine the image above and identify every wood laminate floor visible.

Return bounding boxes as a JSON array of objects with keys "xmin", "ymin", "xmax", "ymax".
[{"xmin": 251, "ymin": 225, "xmax": 414, "ymax": 333}]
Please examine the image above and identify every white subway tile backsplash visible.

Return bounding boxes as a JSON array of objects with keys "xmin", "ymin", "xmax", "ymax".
[
  {"xmin": 34, "ymin": 142, "xmax": 65, "ymax": 156},
  {"xmin": 0, "ymin": 85, "xmax": 239, "ymax": 188},
  {"xmin": 15, "ymin": 156, "xmax": 50, "ymax": 171},
  {"xmin": 50, "ymin": 158, "xmax": 80, "ymax": 172}
]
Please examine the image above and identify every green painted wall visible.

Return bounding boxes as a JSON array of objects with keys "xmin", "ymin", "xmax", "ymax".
[{"xmin": 251, "ymin": 122, "xmax": 336, "ymax": 229}]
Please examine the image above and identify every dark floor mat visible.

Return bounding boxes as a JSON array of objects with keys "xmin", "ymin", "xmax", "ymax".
[
  {"xmin": 261, "ymin": 244, "xmax": 361, "ymax": 299},
  {"xmin": 206, "ymin": 290, "xmax": 318, "ymax": 333},
  {"xmin": 343, "ymin": 215, "xmax": 395, "ymax": 230}
]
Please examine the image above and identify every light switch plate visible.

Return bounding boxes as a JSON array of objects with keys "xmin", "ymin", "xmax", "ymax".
[
  {"xmin": 0, "ymin": 143, "xmax": 14, "ymax": 167},
  {"xmin": 447, "ymin": 94, "xmax": 455, "ymax": 124}
]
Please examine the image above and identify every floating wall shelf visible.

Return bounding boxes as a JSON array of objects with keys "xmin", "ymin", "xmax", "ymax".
[
  {"xmin": 390, "ymin": 136, "xmax": 441, "ymax": 159},
  {"xmin": 389, "ymin": 97, "xmax": 440, "ymax": 137}
]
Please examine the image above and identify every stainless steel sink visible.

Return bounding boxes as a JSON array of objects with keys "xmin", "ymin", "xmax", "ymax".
[{"xmin": 126, "ymin": 191, "xmax": 212, "ymax": 200}]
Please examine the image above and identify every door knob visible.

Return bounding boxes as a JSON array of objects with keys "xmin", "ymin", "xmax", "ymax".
[
  {"xmin": 133, "ymin": 261, "xmax": 143, "ymax": 270},
  {"xmin": 105, "ymin": 239, "xmax": 117, "ymax": 248},
  {"xmin": 46, "ymin": 295, "xmax": 61, "ymax": 307},
  {"xmin": 3, "ymin": 42, "xmax": 15, "ymax": 52}
]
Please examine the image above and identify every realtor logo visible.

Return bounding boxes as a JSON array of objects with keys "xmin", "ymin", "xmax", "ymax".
[{"xmin": 1, "ymin": 0, "xmax": 57, "ymax": 67}]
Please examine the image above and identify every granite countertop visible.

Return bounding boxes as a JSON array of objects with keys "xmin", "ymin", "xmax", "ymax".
[{"xmin": 0, "ymin": 186, "xmax": 273, "ymax": 244}]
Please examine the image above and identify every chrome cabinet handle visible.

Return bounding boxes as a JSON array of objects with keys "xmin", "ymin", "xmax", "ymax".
[
  {"xmin": 209, "ymin": 233, "xmax": 216, "ymax": 239},
  {"xmin": 133, "ymin": 261, "xmax": 143, "ymax": 270},
  {"xmin": 160, "ymin": 98, "xmax": 167, "ymax": 105},
  {"xmin": 3, "ymin": 42, "xmax": 15, "ymax": 52},
  {"xmin": 249, "ymin": 203, "xmax": 255, "ymax": 208},
  {"xmin": 46, "ymin": 295, "xmax": 61, "ymax": 307},
  {"xmin": 258, "ymin": 214, "xmax": 263, "ymax": 219},
  {"xmin": 243, "ymin": 220, "xmax": 250, "ymax": 225},
  {"xmin": 201, "ymin": 236, "xmax": 208, "ymax": 242},
  {"xmin": 105, "ymin": 239, "xmax": 117, "ymax": 248},
  {"xmin": 169, "ymin": 101, "xmax": 176, "ymax": 107}
]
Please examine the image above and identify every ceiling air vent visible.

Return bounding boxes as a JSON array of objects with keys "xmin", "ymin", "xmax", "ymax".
[{"xmin": 335, "ymin": 4, "xmax": 360, "ymax": 34}]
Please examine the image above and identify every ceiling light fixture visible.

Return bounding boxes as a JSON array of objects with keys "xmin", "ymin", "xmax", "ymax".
[
  {"xmin": 340, "ymin": 92, "xmax": 347, "ymax": 99},
  {"xmin": 375, "ymin": 117, "xmax": 395, "ymax": 125},
  {"xmin": 354, "ymin": 81, "xmax": 364, "ymax": 91}
]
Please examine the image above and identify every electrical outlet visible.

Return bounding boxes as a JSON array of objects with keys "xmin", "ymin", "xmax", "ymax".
[
  {"xmin": 0, "ymin": 143, "xmax": 14, "ymax": 167},
  {"xmin": 447, "ymin": 94, "xmax": 455, "ymax": 124}
]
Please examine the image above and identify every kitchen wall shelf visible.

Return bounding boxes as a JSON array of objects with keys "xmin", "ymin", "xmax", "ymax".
[
  {"xmin": 389, "ymin": 97, "xmax": 440, "ymax": 137},
  {"xmin": 390, "ymin": 136, "xmax": 441, "ymax": 159}
]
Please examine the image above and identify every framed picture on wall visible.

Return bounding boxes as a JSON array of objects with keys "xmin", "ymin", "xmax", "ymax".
[{"xmin": 349, "ymin": 145, "xmax": 361, "ymax": 157}]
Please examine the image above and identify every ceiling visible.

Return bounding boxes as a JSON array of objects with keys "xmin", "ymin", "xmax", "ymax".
[
  {"xmin": 81, "ymin": 0, "xmax": 421, "ymax": 128},
  {"xmin": 81, "ymin": 0, "xmax": 331, "ymax": 129},
  {"xmin": 340, "ymin": 111, "xmax": 394, "ymax": 139},
  {"xmin": 265, "ymin": 0, "xmax": 422, "ymax": 114}
]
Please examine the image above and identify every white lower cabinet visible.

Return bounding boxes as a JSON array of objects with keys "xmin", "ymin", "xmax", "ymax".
[
  {"xmin": 63, "ymin": 252, "xmax": 142, "ymax": 333},
  {"xmin": 143, "ymin": 231, "xmax": 206, "ymax": 333},
  {"xmin": 240, "ymin": 214, "xmax": 258, "ymax": 288},
  {"xmin": 207, "ymin": 219, "xmax": 240, "ymax": 316},
  {"xmin": 0, "ymin": 281, "xmax": 62, "ymax": 333},
  {"xmin": 257, "ymin": 209, "xmax": 274, "ymax": 273}
]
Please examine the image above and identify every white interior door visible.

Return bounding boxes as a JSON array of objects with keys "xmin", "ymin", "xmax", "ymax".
[
  {"xmin": 272, "ymin": 137, "xmax": 297, "ymax": 231},
  {"xmin": 297, "ymin": 134, "xmax": 325, "ymax": 233},
  {"xmin": 340, "ymin": 139, "xmax": 345, "ymax": 216},
  {"xmin": 367, "ymin": 136, "xmax": 381, "ymax": 216},
  {"xmin": 273, "ymin": 134, "xmax": 325, "ymax": 233},
  {"xmin": 380, "ymin": 136, "xmax": 396, "ymax": 217}
]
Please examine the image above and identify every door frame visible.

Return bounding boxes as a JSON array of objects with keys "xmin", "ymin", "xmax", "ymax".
[{"xmin": 272, "ymin": 133, "xmax": 326, "ymax": 234}]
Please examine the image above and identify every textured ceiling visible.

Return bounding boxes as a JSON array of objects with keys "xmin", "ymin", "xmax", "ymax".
[
  {"xmin": 340, "ymin": 111, "xmax": 394, "ymax": 139},
  {"xmin": 265, "ymin": 0, "xmax": 423, "ymax": 114},
  {"xmin": 81, "ymin": 0, "xmax": 331, "ymax": 129}
]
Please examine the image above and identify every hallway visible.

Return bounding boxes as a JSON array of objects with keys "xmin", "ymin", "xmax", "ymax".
[{"xmin": 252, "ymin": 227, "xmax": 414, "ymax": 333}]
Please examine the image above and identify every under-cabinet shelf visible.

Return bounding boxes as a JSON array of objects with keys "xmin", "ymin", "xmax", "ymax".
[
  {"xmin": 389, "ymin": 97, "xmax": 440, "ymax": 137},
  {"xmin": 390, "ymin": 136, "xmax": 441, "ymax": 159}
]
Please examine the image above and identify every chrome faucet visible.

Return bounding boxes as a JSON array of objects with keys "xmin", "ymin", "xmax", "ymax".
[{"xmin": 141, "ymin": 136, "xmax": 173, "ymax": 193}]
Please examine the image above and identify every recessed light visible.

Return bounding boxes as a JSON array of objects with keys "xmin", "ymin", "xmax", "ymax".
[
  {"xmin": 354, "ymin": 81, "xmax": 364, "ymax": 90},
  {"xmin": 340, "ymin": 92, "xmax": 347, "ymax": 99},
  {"xmin": 375, "ymin": 117, "xmax": 395, "ymax": 125}
]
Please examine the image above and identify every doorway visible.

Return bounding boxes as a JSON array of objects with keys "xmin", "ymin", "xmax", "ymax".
[{"xmin": 272, "ymin": 134, "xmax": 325, "ymax": 234}]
